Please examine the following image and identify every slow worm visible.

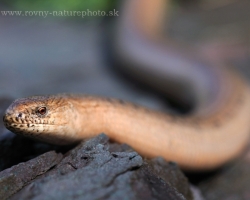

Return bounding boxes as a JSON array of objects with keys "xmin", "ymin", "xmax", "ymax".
[{"xmin": 3, "ymin": 0, "xmax": 250, "ymax": 170}]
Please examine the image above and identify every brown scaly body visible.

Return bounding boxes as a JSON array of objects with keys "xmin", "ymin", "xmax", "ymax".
[
  {"xmin": 3, "ymin": 80, "xmax": 250, "ymax": 170},
  {"xmin": 3, "ymin": 0, "xmax": 250, "ymax": 170}
]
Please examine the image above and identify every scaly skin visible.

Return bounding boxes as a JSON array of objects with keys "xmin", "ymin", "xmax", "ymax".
[{"xmin": 3, "ymin": 0, "xmax": 250, "ymax": 170}]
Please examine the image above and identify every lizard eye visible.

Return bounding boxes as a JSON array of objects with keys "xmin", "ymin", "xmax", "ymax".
[{"xmin": 36, "ymin": 107, "xmax": 47, "ymax": 116}]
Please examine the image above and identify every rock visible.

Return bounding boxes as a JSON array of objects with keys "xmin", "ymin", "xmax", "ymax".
[
  {"xmin": 4, "ymin": 134, "xmax": 193, "ymax": 200},
  {"xmin": 198, "ymin": 144, "xmax": 250, "ymax": 200},
  {"xmin": 0, "ymin": 151, "xmax": 63, "ymax": 200}
]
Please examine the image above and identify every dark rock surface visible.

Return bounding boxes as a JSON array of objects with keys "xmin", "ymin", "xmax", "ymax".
[
  {"xmin": 198, "ymin": 145, "xmax": 250, "ymax": 200},
  {"xmin": 1, "ymin": 134, "xmax": 193, "ymax": 200},
  {"xmin": 0, "ymin": 151, "xmax": 62, "ymax": 200}
]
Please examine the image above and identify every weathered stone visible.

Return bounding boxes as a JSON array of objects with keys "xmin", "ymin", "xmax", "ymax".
[
  {"xmin": 198, "ymin": 144, "xmax": 250, "ymax": 200},
  {"xmin": 0, "ymin": 151, "xmax": 62, "ymax": 200},
  {"xmin": 8, "ymin": 134, "xmax": 193, "ymax": 200}
]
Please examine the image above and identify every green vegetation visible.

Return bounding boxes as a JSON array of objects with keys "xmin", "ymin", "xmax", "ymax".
[{"xmin": 3, "ymin": 0, "xmax": 116, "ymax": 12}]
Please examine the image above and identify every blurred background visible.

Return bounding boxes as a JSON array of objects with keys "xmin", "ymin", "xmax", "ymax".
[
  {"xmin": 0, "ymin": 0, "xmax": 249, "ymax": 110},
  {"xmin": 0, "ymin": 0, "xmax": 167, "ymax": 111},
  {"xmin": 0, "ymin": 0, "xmax": 250, "ymax": 108},
  {"xmin": 1, "ymin": 1, "xmax": 250, "ymax": 199}
]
